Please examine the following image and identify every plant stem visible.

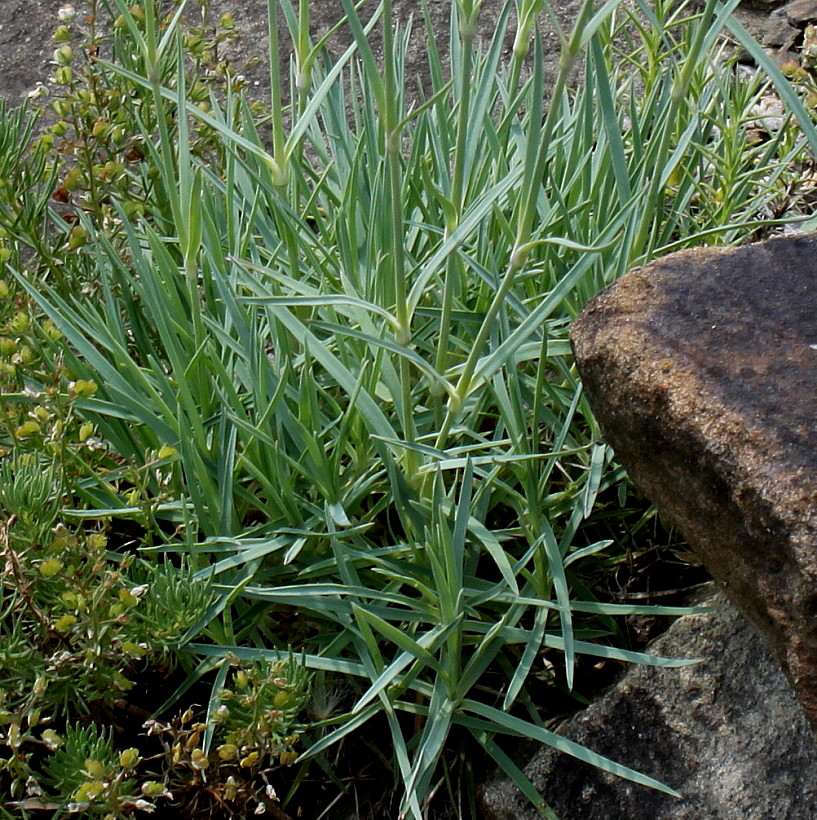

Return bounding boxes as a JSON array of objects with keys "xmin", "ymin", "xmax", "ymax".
[{"xmin": 433, "ymin": 4, "xmax": 477, "ymax": 398}]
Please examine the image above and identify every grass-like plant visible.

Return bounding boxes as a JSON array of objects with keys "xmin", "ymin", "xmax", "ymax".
[{"xmin": 2, "ymin": 0, "xmax": 815, "ymax": 816}]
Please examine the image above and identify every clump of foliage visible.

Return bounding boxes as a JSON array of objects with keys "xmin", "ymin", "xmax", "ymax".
[
  {"xmin": 0, "ymin": 457, "xmax": 307, "ymax": 818},
  {"xmin": 0, "ymin": 0, "xmax": 815, "ymax": 817},
  {"xmin": 140, "ymin": 656, "xmax": 309, "ymax": 816},
  {"xmin": 0, "ymin": 451, "xmax": 222, "ymax": 815},
  {"xmin": 0, "ymin": 2, "xmax": 313, "ymax": 816}
]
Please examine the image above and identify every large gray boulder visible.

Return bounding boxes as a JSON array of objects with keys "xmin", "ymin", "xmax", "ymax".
[
  {"xmin": 479, "ymin": 593, "xmax": 817, "ymax": 820},
  {"xmin": 569, "ymin": 233, "xmax": 817, "ymax": 729}
]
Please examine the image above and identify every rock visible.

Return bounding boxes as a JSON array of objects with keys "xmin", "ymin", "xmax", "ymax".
[
  {"xmin": 739, "ymin": 0, "xmax": 790, "ymax": 9},
  {"xmin": 739, "ymin": 0, "xmax": 790, "ymax": 10},
  {"xmin": 785, "ymin": 0, "xmax": 817, "ymax": 26},
  {"xmin": 569, "ymin": 233, "xmax": 817, "ymax": 730},
  {"xmin": 478, "ymin": 592, "xmax": 817, "ymax": 820},
  {"xmin": 752, "ymin": 0, "xmax": 817, "ymax": 57},
  {"xmin": 759, "ymin": 8, "xmax": 800, "ymax": 48}
]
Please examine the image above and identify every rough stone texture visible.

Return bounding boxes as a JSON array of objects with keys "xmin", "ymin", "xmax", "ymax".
[
  {"xmin": 570, "ymin": 233, "xmax": 817, "ymax": 730},
  {"xmin": 784, "ymin": 0, "xmax": 817, "ymax": 25},
  {"xmin": 479, "ymin": 592, "xmax": 817, "ymax": 820}
]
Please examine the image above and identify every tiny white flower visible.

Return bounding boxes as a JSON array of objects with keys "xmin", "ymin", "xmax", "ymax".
[
  {"xmin": 27, "ymin": 83, "xmax": 49, "ymax": 100},
  {"xmin": 26, "ymin": 776, "xmax": 43, "ymax": 796},
  {"xmin": 57, "ymin": 5, "xmax": 76, "ymax": 22}
]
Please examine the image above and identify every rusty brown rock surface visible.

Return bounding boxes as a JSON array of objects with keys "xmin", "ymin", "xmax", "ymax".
[{"xmin": 570, "ymin": 232, "xmax": 817, "ymax": 727}]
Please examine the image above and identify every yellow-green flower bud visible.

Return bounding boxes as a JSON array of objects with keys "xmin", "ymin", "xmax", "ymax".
[
  {"xmin": 0, "ymin": 248, "xmax": 10, "ymax": 265},
  {"xmin": 8, "ymin": 312, "xmax": 28, "ymax": 333},
  {"xmin": 220, "ymin": 12, "xmax": 234, "ymax": 29},
  {"xmin": 240, "ymin": 751, "xmax": 260, "ymax": 768},
  {"xmin": 38, "ymin": 557, "xmax": 63, "ymax": 577},
  {"xmin": 780, "ymin": 60, "xmax": 800, "ymax": 79},
  {"xmin": 217, "ymin": 743, "xmax": 239, "ymax": 761},
  {"xmin": 15, "ymin": 420, "xmax": 41, "ymax": 438},
  {"xmin": 0, "ymin": 280, "xmax": 9, "ymax": 298},
  {"xmin": 54, "ymin": 65, "xmax": 73, "ymax": 84},
  {"xmin": 43, "ymin": 320, "xmax": 61, "ymax": 341},
  {"xmin": 63, "ymin": 165, "xmax": 82, "ymax": 191},
  {"xmin": 119, "ymin": 748, "xmax": 140, "ymax": 768},
  {"xmin": 74, "ymin": 780, "xmax": 105, "ymax": 801},
  {"xmin": 185, "ymin": 34, "xmax": 204, "ymax": 54},
  {"xmin": 273, "ymin": 690, "xmax": 297, "ymax": 708},
  {"xmin": 42, "ymin": 729, "xmax": 62, "ymax": 749},
  {"xmin": 54, "ymin": 613, "xmax": 77, "ymax": 632},
  {"xmin": 54, "ymin": 25, "xmax": 71, "ymax": 43},
  {"xmin": 141, "ymin": 781, "xmax": 167, "ymax": 796},
  {"xmin": 101, "ymin": 160, "xmax": 124, "ymax": 180},
  {"xmin": 87, "ymin": 532, "xmax": 106, "ymax": 551},
  {"xmin": 35, "ymin": 134, "xmax": 55, "ymax": 154},
  {"xmin": 118, "ymin": 587, "xmax": 139, "ymax": 607},
  {"xmin": 84, "ymin": 759, "xmax": 107, "ymax": 779},
  {"xmin": 79, "ymin": 421, "xmax": 94, "ymax": 442},
  {"xmin": 67, "ymin": 225, "xmax": 87, "ymax": 250},
  {"xmin": 157, "ymin": 443, "xmax": 176, "ymax": 460},
  {"xmin": 190, "ymin": 748, "xmax": 209, "ymax": 770},
  {"xmin": 69, "ymin": 379, "xmax": 98, "ymax": 397},
  {"xmin": 92, "ymin": 120, "xmax": 109, "ymax": 140},
  {"xmin": 0, "ymin": 338, "xmax": 16, "ymax": 356},
  {"xmin": 54, "ymin": 45, "xmax": 74, "ymax": 65},
  {"xmin": 122, "ymin": 641, "xmax": 145, "ymax": 658},
  {"xmin": 13, "ymin": 345, "xmax": 33, "ymax": 365}
]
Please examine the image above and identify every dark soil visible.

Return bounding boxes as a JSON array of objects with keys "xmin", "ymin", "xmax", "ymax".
[{"xmin": 0, "ymin": 0, "xmax": 581, "ymax": 108}]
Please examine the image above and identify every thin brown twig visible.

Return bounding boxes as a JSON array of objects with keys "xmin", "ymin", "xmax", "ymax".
[{"xmin": 1, "ymin": 515, "xmax": 54, "ymax": 636}]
